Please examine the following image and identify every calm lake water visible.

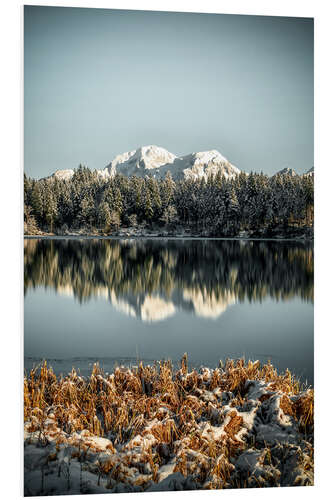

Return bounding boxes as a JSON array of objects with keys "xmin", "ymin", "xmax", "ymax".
[{"xmin": 24, "ymin": 238, "xmax": 314, "ymax": 384}]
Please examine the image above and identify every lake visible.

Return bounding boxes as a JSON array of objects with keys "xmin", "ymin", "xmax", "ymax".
[{"xmin": 24, "ymin": 238, "xmax": 314, "ymax": 385}]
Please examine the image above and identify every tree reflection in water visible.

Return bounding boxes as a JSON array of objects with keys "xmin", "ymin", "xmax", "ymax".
[{"xmin": 24, "ymin": 239, "xmax": 313, "ymax": 320}]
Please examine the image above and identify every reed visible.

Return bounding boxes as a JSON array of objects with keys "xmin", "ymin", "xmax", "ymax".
[{"xmin": 24, "ymin": 356, "xmax": 314, "ymax": 492}]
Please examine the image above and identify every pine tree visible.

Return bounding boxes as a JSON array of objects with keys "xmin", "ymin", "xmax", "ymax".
[
  {"xmin": 144, "ymin": 188, "xmax": 154, "ymax": 222},
  {"xmin": 113, "ymin": 188, "xmax": 123, "ymax": 216},
  {"xmin": 30, "ymin": 181, "xmax": 44, "ymax": 225},
  {"xmin": 148, "ymin": 178, "xmax": 162, "ymax": 221},
  {"xmin": 128, "ymin": 213, "xmax": 138, "ymax": 228},
  {"xmin": 79, "ymin": 193, "xmax": 95, "ymax": 228},
  {"xmin": 110, "ymin": 211, "xmax": 121, "ymax": 231},
  {"xmin": 98, "ymin": 201, "xmax": 111, "ymax": 232},
  {"xmin": 44, "ymin": 183, "xmax": 58, "ymax": 232},
  {"xmin": 160, "ymin": 205, "xmax": 178, "ymax": 227},
  {"xmin": 58, "ymin": 183, "xmax": 74, "ymax": 227},
  {"xmin": 24, "ymin": 204, "xmax": 39, "ymax": 234},
  {"xmin": 24, "ymin": 174, "xmax": 33, "ymax": 207},
  {"xmin": 161, "ymin": 171, "xmax": 175, "ymax": 209}
]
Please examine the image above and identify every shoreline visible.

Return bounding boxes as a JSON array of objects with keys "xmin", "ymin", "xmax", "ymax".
[
  {"xmin": 24, "ymin": 357, "xmax": 314, "ymax": 495},
  {"xmin": 24, "ymin": 234, "xmax": 314, "ymax": 242},
  {"xmin": 24, "ymin": 356, "xmax": 313, "ymax": 386}
]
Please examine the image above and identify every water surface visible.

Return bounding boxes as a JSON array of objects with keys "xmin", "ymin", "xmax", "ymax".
[{"xmin": 24, "ymin": 238, "xmax": 313, "ymax": 384}]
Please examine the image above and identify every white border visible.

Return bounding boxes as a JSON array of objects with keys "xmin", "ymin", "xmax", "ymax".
[{"xmin": 1, "ymin": 1, "xmax": 332, "ymax": 499}]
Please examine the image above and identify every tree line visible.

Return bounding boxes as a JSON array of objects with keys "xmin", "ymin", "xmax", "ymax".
[{"xmin": 24, "ymin": 166, "xmax": 314, "ymax": 236}]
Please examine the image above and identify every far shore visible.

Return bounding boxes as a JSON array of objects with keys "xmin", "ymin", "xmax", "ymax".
[{"xmin": 24, "ymin": 234, "xmax": 314, "ymax": 242}]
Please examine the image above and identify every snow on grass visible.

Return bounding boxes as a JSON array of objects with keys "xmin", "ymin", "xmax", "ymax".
[{"xmin": 24, "ymin": 356, "xmax": 314, "ymax": 495}]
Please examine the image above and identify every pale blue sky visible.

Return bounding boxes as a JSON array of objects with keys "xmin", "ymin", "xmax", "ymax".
[{"xmin": 24, "ymin": 6, "xmax": 313, "ymax": 178}]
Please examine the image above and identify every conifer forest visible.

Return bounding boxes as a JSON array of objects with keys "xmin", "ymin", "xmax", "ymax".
[{"xmin": 24, "ymin": 167, "xmax": 314, "ymax": 237}]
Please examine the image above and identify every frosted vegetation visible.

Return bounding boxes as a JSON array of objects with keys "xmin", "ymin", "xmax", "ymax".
[
  {"xmin": 24, "ymin": 356, "xmax": 313, "ymax": 495},
  {"xmin": 24, "ymin": 160, "xmax": 314, "ymax": 237}
]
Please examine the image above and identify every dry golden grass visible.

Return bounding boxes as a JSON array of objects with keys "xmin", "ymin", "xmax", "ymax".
[
  {"xmin": 24, "ymin": 357, "xmax": 314, "ymax": 490},
  {"xmin": 24, "ymin": 357, "xmax": 313, "ymax": 436}
]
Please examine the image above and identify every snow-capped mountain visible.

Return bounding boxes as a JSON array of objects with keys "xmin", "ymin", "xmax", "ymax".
[
  {"xmin": 153, "ymin": 149, "xmax": 240, "ymax": 181},
  {"xmin": 51, "ymin": 169, "xmax": 75, "ymax": 181},
  {"xmin": 102, "ymin": 145, "xmax": 177, "ymax": 178},
  {"xmin": 273, "ymin": 167, "xmax": 298, "ymax": 177},
  {"xmin": 101, "ymin": 145, "xmax": 240, "ymax": 181},
  {"xmin": 303, "ymin": 167, "xmax": 314, "ymax": 177},
  {"xmin": 46, "ymin": 146, "xmax": 314, "ymax": 182},
  {"xmin": 47, "ymin": 145, "xmax": 240, "ymax": 181},
  {"xmin": 272, "ymin": 166, "xmax": 315, "ymax": 178}
]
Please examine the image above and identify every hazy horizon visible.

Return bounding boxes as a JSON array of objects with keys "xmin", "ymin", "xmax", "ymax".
[{"xmin": 24, "ymin": 6, "xmax": 313, "ymax": 179}]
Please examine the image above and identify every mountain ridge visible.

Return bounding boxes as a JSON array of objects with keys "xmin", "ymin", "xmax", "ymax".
[
  {"xmin": 45, "ymin": 145, "xmax": 313, "ymax": 182},
  {"xmin": 48, "ymin": 145, "xmax": 241, "ymax": 182},
  {"xmin": 273, "ymin": 167, "xmax": 298, "ymax": 177}
]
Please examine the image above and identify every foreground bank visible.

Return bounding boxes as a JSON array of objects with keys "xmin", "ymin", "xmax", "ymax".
[{"xmin": 24, "ymin": 357, "xmax": 314, "ymax": 495}]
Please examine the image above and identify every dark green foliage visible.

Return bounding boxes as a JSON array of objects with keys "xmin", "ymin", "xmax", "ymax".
[
  {"xmin": 98, "ymin": 201, "xmax": 111, "ymax": 231},
  {"xmin": 23, "ymin": 167, "xmax": 314, "ymax": 236}
]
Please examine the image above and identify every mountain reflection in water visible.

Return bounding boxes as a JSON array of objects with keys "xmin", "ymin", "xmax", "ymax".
[{"xmin": 24, "ymin": 239, "xmax": 313, "ymax": 322}]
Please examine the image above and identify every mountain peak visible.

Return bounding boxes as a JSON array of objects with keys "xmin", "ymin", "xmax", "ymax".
[
  {"xmin": 177, "ymin": 149, "xmax": 240, "ymax": 180},
  {"xmin": 190, "ymin": 150, "xmax": 228, "ymax": 163},
  {"xmin": 50, "ymin": 169, "xmax": 75, "ymax": 181},
  {"xmin": 103, "ymin": 145, "xmax": 177, "ymax": 177},
  {"xmin": 304, "ymin": 167, "xmax": 314, "ymax": 177},
  {"xmin": 273, "ymin": 167, "xmax": 298, "ymax": 177}
]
